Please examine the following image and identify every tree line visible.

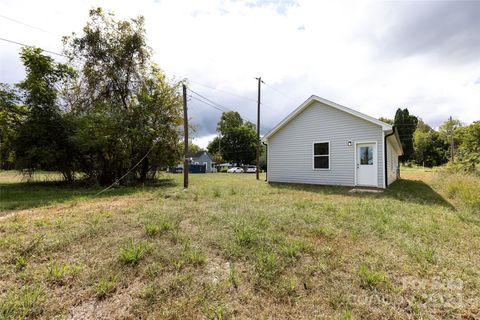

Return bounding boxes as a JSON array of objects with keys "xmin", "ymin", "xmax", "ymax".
[
  {"xmin": 1, "ymin": 8, "xmax": 478, "ymax": 184},
  {"xmin": 385, "ymin": 108, "xmax": 479, "ymax": 172},
  {"xmin": 0, "ymin": 9, "xmax": 183, "ymax": 185}
]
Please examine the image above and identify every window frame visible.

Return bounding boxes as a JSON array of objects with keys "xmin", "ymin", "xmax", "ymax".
[{"xmin": 312, "ymin": 141, "xmax": 330, "ymax": 171}]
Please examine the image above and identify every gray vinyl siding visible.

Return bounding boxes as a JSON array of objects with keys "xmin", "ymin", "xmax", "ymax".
[
  {"xmin": 193, "ymin": 153, "xmax": 213, "ymax": 172},
  {"xmin": 386, "ymin": 138, "xmax": 399, "ymax": 185},
  {"xmin": 267, "ymin": 101, "xmax": 384, "ymax": 187}
]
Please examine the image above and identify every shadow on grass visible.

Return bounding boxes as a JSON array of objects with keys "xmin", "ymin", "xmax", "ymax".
[
  {"xmin": 269, "ymin": 178, "xmax": 454, "ymax": 210},
  {"xmin": 383, "ymin": 179, "xmax": 454, "ymax": 209},
  {"xmin": 0, "ymin": 178, "xmax": 177, "ymax": 212}
]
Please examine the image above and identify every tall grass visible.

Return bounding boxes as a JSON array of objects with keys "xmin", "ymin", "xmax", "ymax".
[{"xmin": 433, "ymin": 172, "xmax": 480, "ymax": 211}]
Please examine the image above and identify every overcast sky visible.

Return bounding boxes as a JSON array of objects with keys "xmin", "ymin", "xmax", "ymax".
[{"xmin": 1, "ymin": 0, "xmax": 479, "ymax": 148}]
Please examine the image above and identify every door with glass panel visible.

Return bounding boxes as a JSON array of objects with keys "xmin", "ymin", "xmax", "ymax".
[{"xmin": 356, "ymin": 143, "xmax": 377, "ymax": 186}]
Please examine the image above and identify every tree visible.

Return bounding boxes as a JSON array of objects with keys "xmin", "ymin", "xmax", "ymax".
[
  {"xmin": 378, "ymin": 117, "xmax": 393, "ymax": 125},
  {"xmin": 394, "ymin": 108, "xmax": 418, "ymax": 162},
  {"xmin": 207, "ymin": 136, "xmax": 224, "ymax": 164},
  {"xmin": 64, "ymin": 8, "xmax": 183, "ymax": 184},
  {"xmin": 439, "ymin": 118, "xmax": 462, "ymax": 161},
  {"xmin": 413, "ymin": 129, "xmax": 448, "ymax": 167},
  {"xmin": 13, "ymin": 47, "xmax": 77, "ymax": 181},
  {"xmin": 212, "ymin": 111, "xmax": 257, "ymax": 165},
  {"xmin": 0, "ymin": 84, "xmax": 24, "ymax": 169},
  {"xmin": 452, "ymin": 121, "xmax": 480, "ymax": 172}
]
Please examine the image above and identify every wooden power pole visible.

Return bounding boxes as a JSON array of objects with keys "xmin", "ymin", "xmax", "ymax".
[
  {"xmin": 255, "ymin": 76, "xmax": 262, "ymax": 180},
  {"xmin": 183, "ymin": 83, "xmax": 189, "ymax": 188},
  {"xmin": 449, "ymin": 115, "xmax": 455, "ymax": 162}
]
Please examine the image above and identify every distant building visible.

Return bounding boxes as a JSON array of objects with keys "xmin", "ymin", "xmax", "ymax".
[
  {"xmin": 187, "ymin": 151, "xmax": 214, "ymax": 173},
  {"xmin": 169, "ymin": 151, "xmax": 214, "ymax": 173}
]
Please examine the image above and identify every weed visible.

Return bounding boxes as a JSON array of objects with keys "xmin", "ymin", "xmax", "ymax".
[
  {"xmin": 204, "ymin": 303, "xmax": 225, "ymax": 320},
  {"xmin": 182, "ymin": 241, "xmax": 206, "ymax": 267},
  {"xmin": 15, "ymin": 255, "xmax": 28, "ymax": 271},
  {"xmin": 45, "ymin": 258, "xmax": 81, "ymax": 284},
  {"xmin": 118, "ymin": 239, "xmax": 150, "ymax": 265},
  {"xmin": 169, "ymin": 224, "xmax": 181, "ymax": 244},
  {"xmin": 213, "ymin": 188, "xmax": 221, "ymax": 198},
  {"xmin": 95, "ymin": 274, "xmax": 118, "ymax": 299},
  {"xmin": 312, "ymin": 225, "xmax": 336, "ymax": 239},
  {"xmin": 406, "ymin": 243, "xmax": 437, "ymax": 264},
  {"xmin": 228, "ymin": 263, "xmax": 239, "ymax": 289},
  {"xmin": 255, "ymin": 249, "xmax": 281, "ymax": 283},
  {"xmin": 145, "ymin": 223, "xmax": 160, "ymax": 237},
  {"xmin": 337, "ymin": 310, "xmax": 353, "ymax": 320},
  {"xmin": 358, "ymin": 264, "xmax": 386, "ymax": 290},
  {"xmin": 234, "ymin": 224, "xmax": 258, "ymax": 248},
  {"xmin": 139, "ymin": 282, "xmax": 160, "ymax": 306},
  {"xmin": 276, "ymin": 276, "xmax": 298, "ymax": 299},
  {"xmin": 280, "ymin": 241, "xmax": 301, "ymax": 262},
  {"xmin": 0, "ymin": 285, "xmax": 44, "ymax": 319},
  {"xmin": 230, "ymin": 188, "xmax": 237, "ymax": 195},
  {"xmin": 33, "ymin": 218, "xmax": 48, "ymax": 227}
]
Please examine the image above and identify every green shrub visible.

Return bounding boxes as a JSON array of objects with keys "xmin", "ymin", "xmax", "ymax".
[{"xmin": 119, "ymin": 239, "xmax": 150, "ymax": 265}]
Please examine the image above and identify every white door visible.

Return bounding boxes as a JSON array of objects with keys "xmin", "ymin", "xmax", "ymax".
[{"xmin": 356, "ymin": 143, "xmax": 377, "ymax": 187}]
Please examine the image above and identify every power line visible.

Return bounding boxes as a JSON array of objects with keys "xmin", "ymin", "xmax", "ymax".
[
  {"xmin": 188, "ymin": 88, "xmax": 258, "ymax": 124},
  {"xmin": 187, "ymin": 92, "xmax": 270, "ymax": 131},
  {"xmin": 0, "ymin": 37, "xmax": 67, "ymax": 58},
  {"xmin": 189, "ymin": 80, "xmax": 257, "ymax": 103},
  {"xmin": 0, "ymin": 14, "xmax": 62, "ymax": 37},
  {"xmin": 262, "ymin": 81, "xmax": 300, "ymax": 102}
]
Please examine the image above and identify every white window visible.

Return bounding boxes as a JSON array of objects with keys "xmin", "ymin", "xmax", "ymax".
[{"xmin": 313, "ymin": 142, "xmax": 330, "ymax": 170}]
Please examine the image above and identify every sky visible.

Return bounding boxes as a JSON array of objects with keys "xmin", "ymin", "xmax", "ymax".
[{"xmin": 1, "ymin": 0, "xmax": 479, "ymax": 148}]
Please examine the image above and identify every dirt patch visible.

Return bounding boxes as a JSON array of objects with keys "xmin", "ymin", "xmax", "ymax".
[
  {"xmin": 0, "ymin": 195, "xmax": 150, "ymax": 222},
  {"xmin": 68, "ymin": 281, "xmax": 143, "ymax": 320}
]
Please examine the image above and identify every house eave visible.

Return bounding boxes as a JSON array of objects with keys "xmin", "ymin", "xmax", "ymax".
[{"xmin": 263, "ymin": 95, "xmax": 392, "ymax": 141}]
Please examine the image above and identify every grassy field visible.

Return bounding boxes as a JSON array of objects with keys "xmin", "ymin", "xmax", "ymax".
[{"xmin": 0, "ymin": 170, "xmax": 479, "ymax": 319}]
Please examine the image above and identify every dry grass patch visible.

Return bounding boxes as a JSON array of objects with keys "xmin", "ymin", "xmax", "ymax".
[{"xmin": 1, "ymin": 171, "xmax": 479, "ymax": 318}]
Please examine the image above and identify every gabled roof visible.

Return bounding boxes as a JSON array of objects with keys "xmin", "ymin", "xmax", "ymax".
[
  {"xmin": 188, "ymin": 151, "xmax": 211, "ymax": 159},
  {"xmin": 263, "ymin": 95, "xmax": 392, "ymax": 140}
]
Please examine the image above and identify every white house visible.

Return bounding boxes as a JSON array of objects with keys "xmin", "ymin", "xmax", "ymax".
[{"xmin": 263, "ymin": 95, "xmax": 403, "ymax": 188}]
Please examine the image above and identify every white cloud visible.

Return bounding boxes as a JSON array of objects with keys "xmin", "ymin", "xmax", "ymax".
[{"xmin": 1, "ymin": 0, "xmax": 479, "ymax": 137}]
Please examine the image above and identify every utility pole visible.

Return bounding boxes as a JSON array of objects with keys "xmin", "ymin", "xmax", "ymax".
[
  {"xmin": 183, "ymin": 82, "xmax": 189, "ymax": 188},
  {"xmin": 255, "ymin": 76, "xmax": 263, "ymax": 180},
  {"xmin": 449, "ymin": 116, "xmax": 455, "ymax": 162}
]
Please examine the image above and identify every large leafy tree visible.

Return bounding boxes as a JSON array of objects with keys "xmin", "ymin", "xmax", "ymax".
[
  {"xmin": 394, "ymin": 108, "xmax": 418, "ymax": 162},
  {"xmin": 413, "ymin": 129, "xmax": 448, "ymax": 167},
  {"xmin": 13, "ymin": 47, "xmax": 76, "ymax": 181},
  {"xmin": 210, "ymin": 111, "xmax": 256, "ymax": 165},
  {"xmin": 439, "ymin": 117, "xmax": 462, "ymax": 161},
  {"xmin": 453, "ymin": 121, "xmax": 480, "ymax": 172},
  {"xmin": 0, "ymin": 84, "xmax": 25, "ymax": 169},
  {"xmin": 64, "ymin": 8, "xmax": 183, "ymax": 184}
]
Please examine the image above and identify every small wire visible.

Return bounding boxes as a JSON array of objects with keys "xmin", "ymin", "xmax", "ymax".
[
  {"xmin": 0, "ymin": 37, "xmax": 67, "ymax": 58},
  {"xmin": 189, "ymin": 80, "xmax": 257, "ymax": 103},
  {"xmin": 0, "ymin": 14, "xmax": 62, "ymax": 37},
  {"xmin": 262, "ymin": 81, "xmax": 301, "ymax": 102}
]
